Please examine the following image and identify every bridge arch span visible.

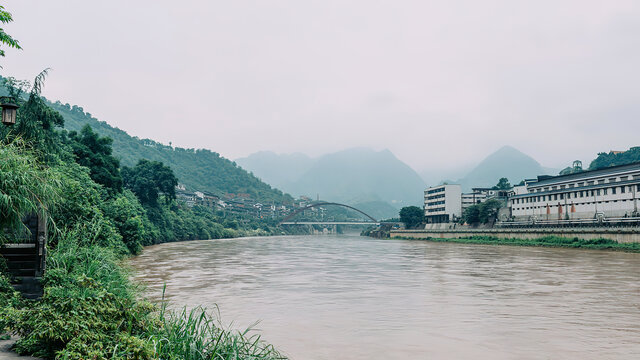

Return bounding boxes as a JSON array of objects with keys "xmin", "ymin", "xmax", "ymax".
[{"xmin": 278, "ymin": 202, "xmax": 378, "ymax": 225}]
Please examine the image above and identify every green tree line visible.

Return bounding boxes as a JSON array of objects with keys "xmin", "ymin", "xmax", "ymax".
[{"xmin": 0, "ymin": 68, "xmax": 284, "ymax": 358}]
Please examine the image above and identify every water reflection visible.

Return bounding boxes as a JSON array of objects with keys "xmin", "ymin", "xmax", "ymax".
[{"xmin": 131, "ymin": 235, "xmax": 640, "ymax": 360}]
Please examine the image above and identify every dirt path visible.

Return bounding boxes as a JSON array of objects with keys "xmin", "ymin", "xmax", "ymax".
[{"xmin": 0, "ymin": 337, "xmax": 39, "ymax": 360}]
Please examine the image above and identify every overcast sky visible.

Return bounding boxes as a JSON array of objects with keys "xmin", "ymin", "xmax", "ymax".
[{"xmin": 2, "ymin": 0, "xmax": 639, "ymax": 172}]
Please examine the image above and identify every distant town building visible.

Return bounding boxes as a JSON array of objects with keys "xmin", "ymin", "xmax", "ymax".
[
  {"xmin": 194, "ymin": 191, "xmax": 221, "ymax": 209},
  {"xmin": 461, "ymin": 187, "xmax": 503, "ymax": 212},
  {"xmin": 510, "ymin": 162, "xmax": 640, "ymax": 221},
  {"xmin": 424, "ymin": 184, "xmax": 462, "ymax": 223},
  {"xmin": 176, "ymin": 190, "xmax": 197, "ymax": 207}
]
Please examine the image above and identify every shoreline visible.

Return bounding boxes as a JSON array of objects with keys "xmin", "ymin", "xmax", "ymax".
[{"xmin": 390, "ymin": 234, "xmax": 640, "ymax": 252}]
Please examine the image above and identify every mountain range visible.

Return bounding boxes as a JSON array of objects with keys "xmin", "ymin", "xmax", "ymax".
[
  {"xmin": 236, "ymin": 148, "xmax": 427, "ymax": 218},
  {"xmin": 238, "ymin": 145, "xmax": 563, "ymax": 217}
]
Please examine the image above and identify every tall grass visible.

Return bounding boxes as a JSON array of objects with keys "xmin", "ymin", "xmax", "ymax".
[
  {"xmin": 147, "ymin": 294, "xmax": 285, "ymax": 360},
  {"xmin": 0, "ymin": 140, "xmax": 61, "ymax": 243}
]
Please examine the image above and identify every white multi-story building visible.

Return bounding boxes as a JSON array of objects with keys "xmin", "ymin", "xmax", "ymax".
[
  {"xmin": 424, "ymin": 184, "xmax": 462, "ymax": 223},
  {"xmin": 510, "ymin": 162, "xmax": 640, "ymax": 220}
]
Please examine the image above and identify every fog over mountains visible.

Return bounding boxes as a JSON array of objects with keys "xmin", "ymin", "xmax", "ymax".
[
  {"xmin": 238, "ymin": 145, "xmax": 562, "ymax": 218},
  {"xmin": 453, "ymin": 146, "xmax": 560, "ymax": 191},
  {"xmin": 237, "ymin": 148, "xmax": 426, "ymax": 219}
]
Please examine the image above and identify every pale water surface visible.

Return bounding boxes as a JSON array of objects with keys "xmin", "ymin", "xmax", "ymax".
[{"xmin": 130, "ymin": 235, "xmax": 640, "ymax": 360}]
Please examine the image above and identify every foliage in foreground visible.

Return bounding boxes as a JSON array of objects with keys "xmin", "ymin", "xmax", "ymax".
[
  {"xmin": 397, "ymin": 235, "xmax": 640, "ymax": 252},
  {"xmin": 149, "ymin": 304, "xmax": 284, "ymax": 360},
  {"xmin": 3, "ymin": 233, "xmax": 285, "ymax": 359},
  {"xmin": 0, "ymin": 5, "xmax": 21, "ymax": 57},
  {"xmin": 0, "ymin": 71, "xmax": 286, "ymax": 358},
  {"xmin": 0, "ymin": 141, "xmax": 60, "ymax": 242}
]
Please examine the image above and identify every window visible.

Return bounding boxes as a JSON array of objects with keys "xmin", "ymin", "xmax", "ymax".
[
  {"xmin": 554, "ymin": 194, "xmax": 558, "ymax": 200},
  {"xmin": 612, "ymin": 187, "xmax": 616, "ymax": 195},
  {"xmin": 621, "ymin": 186, "xmax": 626, "ymax": 194},
  {"xmin": 596, "ymin": 189, "xmax": 601, "ymax": 196},
  {"xmin": 560, "ymin": 194, "xmax": 564, "ymax": 200},
  {"xmin": 603, "ymin": 188, "xmax": 608, "ymax": 195}
]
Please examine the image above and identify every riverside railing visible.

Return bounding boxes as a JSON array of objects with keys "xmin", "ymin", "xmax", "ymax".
[{"xmin": 496, "ymin": 216, "xmax": 640, "ymax": 228}]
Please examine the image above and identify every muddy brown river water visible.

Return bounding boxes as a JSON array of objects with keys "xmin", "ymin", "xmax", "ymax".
[{"xmin": 130, "ymin": 235, "xmax": 640, "ymax": 360}]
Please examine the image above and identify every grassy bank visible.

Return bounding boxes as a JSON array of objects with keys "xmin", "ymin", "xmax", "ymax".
[
  {"xmin": 1, "ymin": 231, "xmax": 285, "ymax": 359},
  {"xmin": 0, "ymin": 74, "xmax": 286, "ymax": 359},
  {"xmin": 392, "ymin": 235, "xmax": 640, "ymax": 252}
]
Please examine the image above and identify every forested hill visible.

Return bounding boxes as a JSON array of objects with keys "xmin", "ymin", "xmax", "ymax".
[
  {"xmin": 46, "ymin": 101, "xmax": 292, "ymax": 203},
  {"xmin": 0, "ymin": 79, "xmax": 292, "ymax": 204},
  {"xmin": 589, "ymin": 147, "xmax": 640, "ymax": 170}
]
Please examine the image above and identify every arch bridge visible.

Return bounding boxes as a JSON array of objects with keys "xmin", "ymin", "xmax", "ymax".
[{"xmin": 278, "ymin": 202, "xmax": 379, "ymax": 226}]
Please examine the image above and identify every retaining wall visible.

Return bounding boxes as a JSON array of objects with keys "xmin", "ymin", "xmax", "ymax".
[{"xmin": 391, "ymin": 227, "xmax": 640, "ymax": 243}]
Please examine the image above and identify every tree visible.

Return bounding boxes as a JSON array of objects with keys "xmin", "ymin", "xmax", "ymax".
[
  {"xmin": 461, "ymin": 205, "xmax": 480, "ymax": 225},
  {"xmin": 122, "ymin": 159, "xmax": 178, "ymax": 207},
  {"xmin": 478, "ymin": 199, "xmax": 502, "ymax": 223},
  {"xmin": 1, "ymin": 70, "xmax": 65, "ymax": 157},
  {"xmin": 492, "ymin": 177, "xmax": 512, "ymax": 190},
  {"xmin": 0, "ymin": 142, "xmax": 60, "ymax": 241},
  {"xmin": 399, "ymin": 206, "xmax": 423, "ymax": 229},
  {"xmin": 461, "ymin": 199, "xmax": 503, "ymax": 225},
  {"xmin": 101, "ymin": 190, "xmax": 157, "ymax": 254},
  {"xmin": 65, "ymin": 125, "xmax": 123, "ymax": 193},
  {"xmin": 0, "ymin": 5, "xmax": 21, "ymax": 57}
]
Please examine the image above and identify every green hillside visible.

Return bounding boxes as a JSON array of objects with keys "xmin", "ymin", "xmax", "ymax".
[
  {"xmin": 0, "ymin": 76, "xmax": 291, "ymax": 204},
  {"xmin": 589, "ymin": 147, "xmax": 640, "ymax": 170},
  {"xmin": 47, "ymin": 101, "xmax": 292, "ymax": 203}
]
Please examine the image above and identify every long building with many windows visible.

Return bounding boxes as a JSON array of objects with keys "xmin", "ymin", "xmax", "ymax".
[{"xmin": 510, "ymin": 162, "xmax": 640, "ymax": 221}]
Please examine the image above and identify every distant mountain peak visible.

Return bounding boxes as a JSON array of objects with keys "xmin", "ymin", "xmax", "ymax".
[
  {"xmin": 237, "ymin": 147, "xmax": 426, "ymax": 217},
  {"xmin": 456, "ymin": 145, "xmax": 544, "ymax": 191}
]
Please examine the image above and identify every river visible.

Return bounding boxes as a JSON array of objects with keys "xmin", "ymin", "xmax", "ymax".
[{"xmin": 130, "ymin": 235, "xmax": 640, "ymax": 360}]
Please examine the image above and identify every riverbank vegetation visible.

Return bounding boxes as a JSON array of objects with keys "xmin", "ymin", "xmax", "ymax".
[
  {"xmin": 0, "ymin": 70, "xmax": 285, "ymax": 358},
  {"xmin": 394, "ymin": 235, "xmax": 640, "ymax": 252}
]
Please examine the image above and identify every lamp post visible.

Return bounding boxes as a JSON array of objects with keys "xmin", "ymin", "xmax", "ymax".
[{"xmin": 0, "ymin": 97, "xmax": 18, "ymax": 126}]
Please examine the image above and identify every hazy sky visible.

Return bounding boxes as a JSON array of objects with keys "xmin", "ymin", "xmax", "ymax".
[{"xmin": 2, "ymin": 0, "xmax": 639, "ymax": 172}]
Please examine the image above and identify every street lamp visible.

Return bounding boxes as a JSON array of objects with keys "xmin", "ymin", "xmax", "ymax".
[{"xmin": 1, "ymin": 97, "xmax": 18, "ymax": 126}]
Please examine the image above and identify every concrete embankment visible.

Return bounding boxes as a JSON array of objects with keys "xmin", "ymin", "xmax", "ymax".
[{"xmin": 391, "ymin": 227, "xmax": 640, "ymax": 243}]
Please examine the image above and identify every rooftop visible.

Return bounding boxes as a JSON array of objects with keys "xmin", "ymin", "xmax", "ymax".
[{"xmin": 532, "ymin": 161, "xmax": 640, "ymax": 187}]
